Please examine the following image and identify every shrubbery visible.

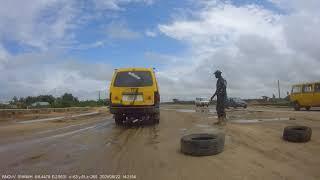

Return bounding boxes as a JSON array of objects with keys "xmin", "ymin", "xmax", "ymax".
[{"xmin": 7, "ymin": 93, "xmax": 109, "ymax": 109}]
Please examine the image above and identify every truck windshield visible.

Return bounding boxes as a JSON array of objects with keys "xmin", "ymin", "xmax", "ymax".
[{"xmin": 113, "ymin": 71, "xmax": 153, "ymax": 87}]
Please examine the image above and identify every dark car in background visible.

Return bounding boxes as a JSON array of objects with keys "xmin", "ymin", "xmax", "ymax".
[{"xmin": 227, "ymin": 98, "xmax": 247, "ymax": 108}]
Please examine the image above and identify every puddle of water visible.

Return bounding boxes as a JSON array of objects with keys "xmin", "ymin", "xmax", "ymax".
[
  {"xmin": 201, "ymin": 128, "xmax": 219, "ymax": 133},
  {"xmin": 34, "ymin": 122, "xmax": 90, "ymax": 135},
  {"xmin": 160, "ymin": 108, "xmax": 178, "ymax": 111},
  {"xmin": 208, "ymin": 116, "xmax": 218, "ymax": 119},
  {"xmin": 195, "ymin": 108, "xmax": 209, "ymax": 112},
  {"xmin": 19, "ymin": 116, "xmax": 65, "ymax": 124},
  {"xmin": 231, "ymin": 117, "xmax": 291, "ymax": 123},
  {"xmin": 193, "ymin": 124, "xmax": 223, "ymax": 134},
  {"xmin": 195, "ymin": 124, "xmax": 211, "ymax": 128},
  {"xmin": 225, "ymin": 135, "xmax": 232, "ymax": 145},
  {"xmin": 179, "ymin": 128, "xmax": 188, "ymax": 135},
  {"xmin": 18, "ymin": 112, "xmax": 99, "ymax": 124},
  {"xmin": 163, "ymin": 108, "xmax": 213, "ymax": 113},
  {"xmin": 71, "ymin": 112, "xmax": 99, "ymax": 118},
  {"xmin": 176, "ymin": 109, "xmax": 196, "ymax": 113},
  {"xmin": 78, "ymin": 144, "xmax": 90, "ymax": 151},
  {"xmin": 0, "ymin": 120, "xmax": 113, "ymax": 153},
  {"xmin": 176, "ymin": 108, "xmax": 213, "ymax": 113}
]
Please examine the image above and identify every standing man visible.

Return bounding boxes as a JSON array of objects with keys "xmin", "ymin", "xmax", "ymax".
[{"xmin": 210, "ymin": 70, "xmax": 227, "ymax": 125}]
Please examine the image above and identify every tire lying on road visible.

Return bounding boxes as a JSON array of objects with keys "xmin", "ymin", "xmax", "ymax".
[
  {"xmin": 181, "ymin": 133, "xmax": 225, "ymax": 156},
  {"xmin": 283, "ymin": 126, "xmax": 312, "ymax": 143}
]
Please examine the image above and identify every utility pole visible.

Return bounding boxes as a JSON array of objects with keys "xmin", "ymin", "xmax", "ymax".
[{"xmin": 278, "ymin": 80, "xmax": 281, "ymax": 99}]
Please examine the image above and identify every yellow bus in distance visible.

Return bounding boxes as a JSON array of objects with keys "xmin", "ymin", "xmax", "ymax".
[{"xmin": 290, "ymin": 82, "xmax": 320, "ymax": 111}]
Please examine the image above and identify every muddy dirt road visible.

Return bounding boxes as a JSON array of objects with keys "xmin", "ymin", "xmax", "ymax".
[{"xmin": 0, "ymin": 105, "xmax": 319, "ymax": 180}]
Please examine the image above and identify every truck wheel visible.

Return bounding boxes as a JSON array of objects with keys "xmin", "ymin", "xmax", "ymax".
[
  {"xmin": 114, "ymin": 114, "xmax": 125, "ymax": 125},
  {"xmin": 181, "ymin": 133, "xmax": 225, "ymax": 156},
  {"xmin": 293, "ymin": 102, "xmax": 300, "ymax": 111},
  {"xmin": 283, "ymin": 126, "xmax": 312, "ymax": 143}
]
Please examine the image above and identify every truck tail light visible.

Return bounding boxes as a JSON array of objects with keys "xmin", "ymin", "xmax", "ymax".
[{"xmin": 110, "ymin": 93, "xmax": 119, "ymax": 101}]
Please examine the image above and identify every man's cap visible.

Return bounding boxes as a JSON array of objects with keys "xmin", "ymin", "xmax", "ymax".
[{"xmin": 214, "ymin": 70, "xmax": 222, "ymax": 75}]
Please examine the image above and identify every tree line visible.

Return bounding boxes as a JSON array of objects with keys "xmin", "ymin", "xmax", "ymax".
[{"xmin": 8, "ymin": 93, "xmax": 109, "ymax": 108}]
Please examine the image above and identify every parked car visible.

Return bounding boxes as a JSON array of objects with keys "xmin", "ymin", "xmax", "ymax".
[
  {"xmin": 109, "ymin": 67, "xmax": 160, "ymax": 124},
  {"xmin": 195, "ymin": 97, "xmax": 210, "ymax": 107},
  {"xmin": 290, "ymin": 82, "xmax": 320, "ymax": 111},
  {"xmin": 227, "ymin": 98, "xmax": 247, "ymax": 108}
]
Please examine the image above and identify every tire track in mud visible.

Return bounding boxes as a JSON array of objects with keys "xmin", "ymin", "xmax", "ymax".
[
  {"xmin": 0, "ymin": 117, "xmax": 117, "ymax": 173},
  {"xmin": 103, "ymin": 124, "xmax": 160, "ymax": 174},
  {"xmin": 0, "ymin": 118, "xmax": 114, "ymax": 153},
  {"xmin": 112, "ymin": 127, "xmax": 143, "ymax": 173},
  {"xmin": 18, "ymin": 112, "xmax": 100, "ymax": 124},
  {"xmin": 146, "ymin": 126, "xmax": 160, "ymax": 147}
]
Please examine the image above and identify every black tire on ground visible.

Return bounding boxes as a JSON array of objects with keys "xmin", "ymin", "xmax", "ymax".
[
  {"xmin": 181, "ymin": 133, "xmax": 225, "ymax": 156},
  {"xmin": 306, "ymin": 106, "xmax": 311, "ymax": 111},
  {"xmin": 293, "ymin": 102, "xmax": 300, "ymax": 111},
  {"xmin": 114, "ymin": 114, "xmax": 125, "ymax": 125},
  {"xmin": 283, "ymin": 126, "xmax": 312, "ymax": 143}
]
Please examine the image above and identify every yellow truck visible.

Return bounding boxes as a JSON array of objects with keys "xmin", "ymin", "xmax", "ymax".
[
  {"xmin": 290, "ymin": 82, "xmax": 320, "ymax": 111},
  {"xmin": 109, "ymin": 67, "xmax": 160, "ymax": 124}
]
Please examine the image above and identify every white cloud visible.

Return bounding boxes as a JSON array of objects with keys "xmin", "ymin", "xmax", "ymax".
[
  {"xmin": 0, "ymin": 44, "xmax": 9, "ymax": 62},
  {"xmin": 106, "ymin": 21, "xmax": 141, "ymax": 39},
  {"xmin": 0, "ymin": 52, "xmax": 113, "ymax": 101},
  {"xmin": 2, "ymin": 0, "xmax": 319, "ymax": 101},
  {"xmin": 93, "ymin": 0, "xmax": 154, "ymax": 10},
  {"xmin": 145, "ymin": 52, "xmax": 181, "ymax": 64},
  {"xmin": 0, "ymin": 0, "xmax": 152, "ymax": 51},
  {"xmin": 159, "ymin": 3, "xmax": 285, "ymax": 50},
  {"xmin": 157, "ymin": 1, "xmax": 320, "ymax": 100},
  {"xmin": 0, "ymin": 0, "xmax": 81, "ymax": 50},
  {"xmin": 145, "ymin": 30, "xmax": 157, "ymax": 37},
  {"xmin": 269, "ymin": 0, "xmax": 320, "ymax": 12},
  {"xmin": 0, "ymin": 0, "xmax": 152, "ymax": 100}
]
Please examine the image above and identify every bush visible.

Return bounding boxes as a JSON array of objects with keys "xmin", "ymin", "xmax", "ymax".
[{"xmin": 5, "ymin": 93, "xmax": 110, "ymax": 109}]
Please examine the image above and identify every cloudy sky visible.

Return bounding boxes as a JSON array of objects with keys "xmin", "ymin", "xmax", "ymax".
[{"xmin": 0, "ymin": 0, "xmax": 319, "ymax": 102}]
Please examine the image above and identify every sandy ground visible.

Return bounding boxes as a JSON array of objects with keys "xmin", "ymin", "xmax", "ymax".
[
  {"xmin": 0, "ymin": 109, "xmax": 98, "ymax": 123},
  {"xmin": 0, "ymin": 105, "xmax": 319, "ymax": 180}
]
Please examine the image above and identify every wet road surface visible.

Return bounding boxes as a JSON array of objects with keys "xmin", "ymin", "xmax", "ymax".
[{"xmin": 0, "ymin": 106, "xmax": 320, "ymax": 180}]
